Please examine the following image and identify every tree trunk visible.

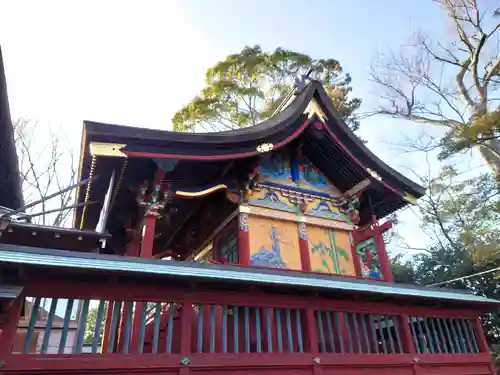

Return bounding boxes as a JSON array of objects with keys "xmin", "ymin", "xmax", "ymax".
[{"xmin": 478, "ymin": 139, "xmax": 500, "ymax": 179}]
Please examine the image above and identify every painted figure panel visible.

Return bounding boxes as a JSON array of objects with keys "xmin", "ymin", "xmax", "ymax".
[
  {"xmin": 248, "ymin": 215, "xmax": 301, "ymax": 270},
  {"xmin": 307, "ymin": 225, "xmax": 355, "ymax": 276},
  {"xmin": 355, "ymin": 237, "xmax": 383, "ymax": 279},
  {"xmin": 257, "ymin": 150, "xmax": 339, "ymax": 195}
]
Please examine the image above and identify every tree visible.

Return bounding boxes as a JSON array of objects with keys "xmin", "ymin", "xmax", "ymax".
[
  {"xmin": 391, "ymin": 163, "xmax": 500, "ymax": 346},
  {"xmin": 371, "ymin": 0, "xmax": 500, "ymax": 177},
  {"xmin": 14, "ymin": 118, "xmax": 76, "ymax": 226},
  {"xmin": 84, "ymin": 303, "xmax": 108, "ymax": 345},
  {"xmin": 172, "ymin": 45, "xmax": 361, "ymax": 132}
]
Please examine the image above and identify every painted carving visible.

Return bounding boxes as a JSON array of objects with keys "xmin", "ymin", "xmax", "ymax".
[
  {"xmin": 258, "ymin": 152, "xmax": 291, "ymax": 182},
  {"xmin": 252, "ymin": 150, "xmax": 356, "ymax": 222},
  {"xmin": 247, "ymin": 188, "xmax": 295, "ymax": 213},
  {"xmin": 298, "ymin": 223, "xmax": 307, "ymax": 240},
  {"xmin": 250, "ymin": 225, "xmax": 287, "ymax": 268},
  {"xmin": 239, "ymin": 213, "xmax": 249, "ymax": 232},
  {"xmin": 355, "ymin": 237, "xmax": 382, "ymax": 279},
  {"xmin": 296, "ymin": 153, "xmax": 329, "ymax": 190},
  {"xmin": 346, "ymin": 196, "xmax": 361, "ymax": 225},
  {"xmin": 305, "ymin": 200, "xmax": 343, "ymax": 220},
  {"xmin": 309, "ymin": 230, "xmax": 350, "ymax": 274},
  {"xmin": 258, "ymin": 190, "xmax": 290, "ymax": 209}
]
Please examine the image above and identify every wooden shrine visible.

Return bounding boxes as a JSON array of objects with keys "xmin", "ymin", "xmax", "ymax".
[{"xmin": 0, "ymin": 45, "xmax": 498, "ymax": 375}]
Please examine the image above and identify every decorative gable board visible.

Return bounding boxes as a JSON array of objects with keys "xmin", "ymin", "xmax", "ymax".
[
  {"xmin": 257, "ymin": 150, "xmax": 340, "ymax": 196},
  {"xmin": 248, "ymin": 149, "xmax": 350, "ymax": 223}
]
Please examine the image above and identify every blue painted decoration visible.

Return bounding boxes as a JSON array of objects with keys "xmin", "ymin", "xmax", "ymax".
[
  {"xmin": 305, "ymin": 200, "xmax": 343, "ymax": 220},
  {"xmin": 259, "ymin": 152, "xmax": 291, "ymax": 180},
  {"xmin": 297, "ymin": 153, "xmax": 329, "ymax": 189},
  {"xmin": 250, "ymin": 225, "xmax": 287, "ymax": 268}
]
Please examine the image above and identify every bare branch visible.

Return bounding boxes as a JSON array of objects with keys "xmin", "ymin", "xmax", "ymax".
[
  {"xmin": 371, "ymin": 0, "xmax": 500, "ymax": 177},
  {"xmin": 13, "ymin": 119, "xmax": 76, "ymax": 227}
]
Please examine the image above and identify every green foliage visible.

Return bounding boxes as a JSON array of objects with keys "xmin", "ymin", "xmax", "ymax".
[
  {"xmin": 84, "ymin": 303, "xmax": 108, "ymax": 345},
  {"xmin": 439, "ymin": 110, "xmax": 500, "ymax": 160},
  {"xmin": 392, "ymin": 169, "xmax": 500, "ymax": 345},
  {"xmin": 172, "ymin": 45, "xmax": 361, "ymax": 132}
]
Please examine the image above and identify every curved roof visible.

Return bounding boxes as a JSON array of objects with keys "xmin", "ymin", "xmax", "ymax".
[
  {"xmin": 0, "ymin": 46, "xmax": 23, "ymax": 210},
  {"xmin": 76, "ymin": 80, "xmax": 425, "ymax": 233}
]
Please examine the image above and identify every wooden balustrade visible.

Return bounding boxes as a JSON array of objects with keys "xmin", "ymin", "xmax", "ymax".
[{"xmin": 0, "ymin": 278, "xmax": 493, "ymax": 374}]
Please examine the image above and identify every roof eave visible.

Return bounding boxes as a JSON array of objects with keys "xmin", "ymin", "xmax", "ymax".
[
  {"xmin": 310, "ymin": 82, "xmax": 426, "ymax": 199},
  {"xmin": 0, "ymin": 244, "xmax": 497, "ymax": 307},
  {"xmin": 0, "ymin": 46, "xmax": 23, "ymax": 210}
]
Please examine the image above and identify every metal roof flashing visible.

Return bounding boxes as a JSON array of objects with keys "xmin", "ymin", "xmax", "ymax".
[
  {"xmin": 0, "ymin": 284, "xmax": 23, "ymax": 299},
  {"xmin": 0, "ymin": 244, "xmax": 497, "ymax": 307}
]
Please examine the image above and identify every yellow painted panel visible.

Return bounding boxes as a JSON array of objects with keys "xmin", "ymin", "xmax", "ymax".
[
  {"xmin": 248, "ymin": 215, "xmax": 301, "ymax": 270},
  {"xmin": 307, "ymin": 225, "xmax": 355, "ymax": 276}
]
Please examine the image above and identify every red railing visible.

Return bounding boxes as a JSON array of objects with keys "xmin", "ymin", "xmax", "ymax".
[{"xmin": 0, "ymin": 277, "xmax": 495, "ymax": 375}]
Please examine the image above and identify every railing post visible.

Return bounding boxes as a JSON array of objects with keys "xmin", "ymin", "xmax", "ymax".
[
  {"xmin": 474, "ymin": 317, "xmax": 489, "ymax": 353},
  {"xmin": 0, "ymin": 293, "xmax": 24, "ymax": 357},
  {"xmin": 305, "ymin": 308, "xmax": 322, "ymax": 375},
  {"xmin": 305, "ymin": 308, "xmax": 318, "ymax": 354},
  {"xmin": 179, "ymin": 296, "xmax": 194, "ymax": 375},
  {"xmin": 101, "ymin": 301, "xmax": 114, "ymax": 353},
  {"xmin": 398, "ymin": 314, "xmax": 416, "ymax": 354}
]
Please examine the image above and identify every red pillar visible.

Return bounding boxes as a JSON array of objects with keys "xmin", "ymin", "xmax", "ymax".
[
  {"xmin": 179, "ymin": 297, "xmax": 194, "ymax": 375},
  {"xmin": 125, "ymin": 232, "xmax": 141, "ymax": 257},
  {"xmin": 349, "ymin": 231, "xmax": 362, "ymax": 277},
  {"xmin": 372, "ymin": 217, "xmax": 393, "ymax": 282},
  {"xmin": 238, "ymin": 212, "xmax": 250, "ymax": 265},
  {"xmin": 0, "ymin": 294, "xmax": 24, "ymax": 356},
  {"xmin": 298, "ymin": 223, "xmax": 311, "ymax": 272},
  {"xmin": 101, "ymin": 301, "xmax": 115, "ymax": 353},
  {"xmin": 351, "ymin": 217, "xmax": 393, "ymax": 281},
  {"xmin": 475, "ymin": 317, "xmax": 489, "ymax": 353},
  {"xmin": 398, "ymin": 314, "xmax": 415, "ymax": 354},
  {"xmin": 140, "ymin": 215, "xmax": 157, "ymax": 258},
  {"xmin": 130, "ymin": 217, "xmax": 156, "ymax": 352}
]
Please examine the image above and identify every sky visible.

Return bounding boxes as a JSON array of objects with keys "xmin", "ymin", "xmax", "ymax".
[{"xmin": 0, "ymin": 0, "xmax": 488, "ymax": 255}]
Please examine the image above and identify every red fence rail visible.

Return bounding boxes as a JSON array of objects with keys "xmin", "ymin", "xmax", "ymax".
[{"xmin": 0, "ymin": 278, "xmax": 495, "ymax": 375}]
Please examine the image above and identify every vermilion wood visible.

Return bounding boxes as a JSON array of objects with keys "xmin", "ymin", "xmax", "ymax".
[
  {"xmin": 117, "ymin": 302, "xmax": 131, "ymax": 352},
  {"xmin": 180, "ymin": 297, "xmax": 193, "ymax": 357},
  {"xmin": 353, "ymin": 220, "xmax": 393, "ymax": 243},
  {"xmin": 1, "ymin": 352, "xmax": 493, "ymax": 373},
  {"xmin": 298, "ymin": 223, "xmax": 311, "ymax": 272},
  {"xmin": 349, "ymin": 234, "xmax": 362, "ymax": 277},
  {"xmin": 20, "ymin": 280, "xmax": 483, "ymax": 319},
  {"xmin": 0, "ymin": 294, "xmax": 24, "ymax": 356},
  {"xmin": 140, "ymin": 168, "xmax": 165, "ymax": 258},
  {"xmin": 101, "ymin": 300, "xmax": 114, "ymax": 353},
  {"xmin": 373, "ymin": 223, "xmax": 393, "ymax": 282},
  {"xmin": 305, "ymin": 308, "xmax": 319, "ymax": 354},
  {"xmin": 475, "ymin": 317, "xmax": 490, "ymax": 353},
  {"xmin": 237, "ymin": 213, "xmax": 250, "ymax": 266},
  {"xmin": 125, "ymin": 232, "xmax": 141, "ymax": 256},
  {"xmin": 352, "ymin": 218, "xmax": 394, "ymax": 282},
  {"xmin": 140, "ymin": 215, "xmax": 156, "ymax": 258},
  {"xmin": 398, "ymin": 314, "xmax": 415, "ymax": 354}
]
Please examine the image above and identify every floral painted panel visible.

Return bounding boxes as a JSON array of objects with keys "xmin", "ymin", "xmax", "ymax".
[
  {"xmin": 355, "ymin": 237, "xmax": 382, "ymax": 279},
  {"xmin": 307, "ymin": 225, "xmax": 355, "ymax": 276},
  {"xmin": 248, "ymin": 215, "xmax": 301, "ymax": 270}
]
